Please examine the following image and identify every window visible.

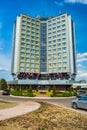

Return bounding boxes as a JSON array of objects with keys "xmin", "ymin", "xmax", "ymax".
[
  {"xmin": 62, "ymin": 42, "xmax": 66, "ymax": 46},
  {"xmin": 62, "ymin": 29, "xmax": 66, "ymax": 32},
  {"xmin": 62, "ymin": 33, "xmax": 66, "ymax": 36},
  {"xmin": 53, "ymin": 35, "xmax": 56, "ymax": 39},
  {"xmin": 58, "ymin": 39, "xmax": 61, "ymax": 42},
  {"xmin": 53, "ymin": 27, "xmax": 56, "ymax": 30},
  {"xmin": 53, "ymin": 23, "xmax": 56, "ymax": 26},
  {"xmin": 62, "ymin": 47, "xmax": 66, "ymax": 51},
  {"xmin": 62, "ymin": 37, "xmax": 66, "ymax": 41},
  {"xmin": 63, "ymin": 57, "xmax": 66, "ymax": 60}
]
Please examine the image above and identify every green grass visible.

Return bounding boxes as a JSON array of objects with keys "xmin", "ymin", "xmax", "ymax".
[{"xmin": 0, "ymin": 101, "xmax": 18, "ymax": 110}]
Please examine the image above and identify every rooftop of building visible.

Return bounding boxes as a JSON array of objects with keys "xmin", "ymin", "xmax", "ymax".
[{"xmin": 19, "ymin": 12, "xmax": 68, "ymax": 21}]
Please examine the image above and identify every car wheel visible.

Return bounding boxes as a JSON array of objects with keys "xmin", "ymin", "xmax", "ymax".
[{"xmin": 72, "ymin": 103, "xmax": 78, "ymax": 109}]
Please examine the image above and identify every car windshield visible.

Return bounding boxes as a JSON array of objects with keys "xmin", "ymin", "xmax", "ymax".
[
  {"xmin": 79, "ymin": 96, "xmax": 87, "ymax": 101},
  {"xmin": 78, "ymin": 90, "xmax": 86, "ymax": 94}
]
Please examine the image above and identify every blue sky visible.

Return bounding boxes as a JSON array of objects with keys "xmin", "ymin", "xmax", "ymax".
[{"xmin": 0, "ymin": 0, "xmax": 87, "ymax": 81}]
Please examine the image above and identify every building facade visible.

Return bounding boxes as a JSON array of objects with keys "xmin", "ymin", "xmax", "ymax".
[{"xmin": 11, "ymin": 13, "xmax": 76, "ymax": 85}]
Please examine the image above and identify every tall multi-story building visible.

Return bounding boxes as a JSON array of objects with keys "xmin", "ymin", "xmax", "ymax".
[{"xmin": 11, "ymin": 13, "xmax": 76, "ymax": 89}]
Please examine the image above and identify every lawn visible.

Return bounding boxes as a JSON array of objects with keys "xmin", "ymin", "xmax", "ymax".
[
  {"xmin": 0, "ymin": 101, "xmax": 18, "ymax": 110},
  {"xmin": 0, "ymin": 102, "xmax": 87, "ymax": 130}
]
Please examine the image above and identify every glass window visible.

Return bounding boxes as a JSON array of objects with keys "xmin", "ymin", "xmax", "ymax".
[
  {"xmin": 62, "ymin": 37, "xmax": 66, "ymax": 41},
  {"xmin": 62, "ymin": 33, "xmax": 66, "ymax": 36},
  {"xmin": 62, "ymin": 29, "xmax": 66, "ymax": 32}
]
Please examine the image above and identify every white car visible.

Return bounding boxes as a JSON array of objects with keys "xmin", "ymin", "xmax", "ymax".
[{"xmin": 72, "ymin": 96, "xmax": 87, "ymax": 110}]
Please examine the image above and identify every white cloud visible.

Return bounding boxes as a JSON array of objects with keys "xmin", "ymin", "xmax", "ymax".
[
  {"xmin": 0, "ymin": 54, "xmax": 11, "ymax": 72},
  {"xmin": 76, "ymin": 52, "xmax": 87, "ymax": 81},
  {"xmin": 0, "ymin": 54, "xmax": 12, "ymax": 81},
  {"xmin": 54, "ymin": 1, "xmax": 64, "ymax": 7},
  {"xmin": 77, "ymin": 52, "xmax": 87, "ymax": 63},
  {"xmin": 77, "ymin": 52, "xmax": 87, "ymax": 58},
  {"xmin": 76, "ymin": 71, "xmax": 87, "ymax": 81},
  {"xmin": 0, "ymin": 67, "xmax": 8, "ymax": 71},
  {"xmin": 77, "ymin": 64, "xmax": 82, "ymax": 67},
  {"xmin": 65, "ymin": 0, "xmax": 87, "ymax": 4}
]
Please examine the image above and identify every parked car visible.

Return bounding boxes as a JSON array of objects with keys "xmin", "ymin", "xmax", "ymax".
[
  {"xmin": 72, "ymin": 96, "xmax": 87, "ymax": 109},
  {"xmin": 76, "ymin": 90, "xmax": 87, "ymax": 98},
  {"xmin": 2, "ymin": 89, "xmax": 10, "ymax": 95}
]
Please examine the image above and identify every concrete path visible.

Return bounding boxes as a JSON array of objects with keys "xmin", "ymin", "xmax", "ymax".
[{"xmin": 0, "ymin": 101, "xmax": 40, "ymax": 121}]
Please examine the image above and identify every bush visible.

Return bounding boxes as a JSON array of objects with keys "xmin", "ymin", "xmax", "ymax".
[
  {"xmin": 48, "ymin": 86, "xmax": 51, "ymax": 92},
  {"xmin": 36, "ymin": 86, "xmax": 39, "ymax": 92},
  {"xmin": 10, "ymin": 90, "xmax": 23, "ymax": 96},
  {"xmin": 67, "ymin": 86, "xmax": 73, "ymax": 92},
  {"xmin": 52, "ymin": 86, "xmax": 56, "ymax": 96},
  {"xmin": 56, "ymin": 93, "xmax": 63, "ymax": 97},
  {"xmin": 72, "ymin": 90, "xmax": 77, "ymax": 96},
  {"xmin": 50, "ymin": 90, "xmax": 76, "ymax": 97},
  {"xmin": 27, "ymin": 86, "xmax": 34, "ymax": 97},
  {"xmin": 28, "ymin": 86, "xmax": 33, "ymax": 93},
  {"xmin": 62, "ymin": 92, "xmax": 72, "ymax": 97}
]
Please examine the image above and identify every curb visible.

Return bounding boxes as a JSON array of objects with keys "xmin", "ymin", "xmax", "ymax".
[{"xmin": 10, "ymin": 95, "xmax": 76, "ymax": 99}]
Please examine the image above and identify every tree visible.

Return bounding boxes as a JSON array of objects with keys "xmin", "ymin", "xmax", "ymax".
[
  {"xmin": 28, "ymin": 86, "xmax": 33, "ymax": 93},
  {"xmin": 67, "ymin": 86, "xmax": 73, "ymax": 92},
  {"xmin": 48, "ymin": 86, "xmax": 51, "ymax": 92},
  {"xmin": 52, "ymin": 86, "xmax": 56, "ymax": 96},
  {"xmin": 36, "ymin": 86, "xmax": 39, "ymax": 92},
  {"xmin": 0, "ymin": 79, "xmax": 7, "ymax": 90},
  {"xmin": 27, "ymin": 86, "xmax": 34, "ymax": 97}
]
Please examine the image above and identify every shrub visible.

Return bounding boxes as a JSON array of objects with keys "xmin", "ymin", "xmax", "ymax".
[
  {"xmin": 67, "ymin": 86, "xmax": 73, "ymax": 92},
  {"xmin": 72, "ymin": 90, "xmax": 77, "ymax": 96},
  {"xmin": 28, "ymin": 86, "xmax": 33, "ymax": 93},
  {"xmin": 48, "ymin": 86, "xmax": 51, "ymax": 92},
  {"xmin": 56, "ymin": 93, "xmax": 63, "ymax": 97},
  {"xmin": 52, "ymin": 86, "xmax": 56, "ymax": 96},
  {"xmin": 16, "ymin": 86, "xmax": 20, "ymax": 92},
  {"xmin": 36, "ymin": 86, "xmax": 39, "ymax": 92},
  {"xmin": 51, "ymin": 91, "xmax": 76, "ymax": 97},
  {"xmin": 27, "ymin": 86, "xmax": 34, "ymax": 97},
  {"xmin": 10, "ymin": 90, "xmax": 23, "ymax": 96},
  {"xmin": 62, "ymin": 92, "xmax": 72, "ymax": 97}
]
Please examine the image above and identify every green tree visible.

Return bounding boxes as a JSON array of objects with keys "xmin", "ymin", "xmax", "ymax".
[
  {"xmin": 67, "ymin": 86, "xmax": 73, "ymax": 92},
  {"xmin": 0, "ymin": 79, "xmax": 7, "ymax": 90},
  {"xmin": 52, "ymin": 86, "xmax": 56, "ymax": 96},
  {"xmin": 28, "ymin": 86, "xmax": 33, "ymax": 93},
  {"xmin": 48, "ymin": 86, "xmax": 51, "ymax": 92},
  {"xmin": 27, "ymin": 86, "xmax": 34, "ymax": 97},
  {"xmin": 36, "ymin": 86, "xmax": 39, "ymax": 92}
]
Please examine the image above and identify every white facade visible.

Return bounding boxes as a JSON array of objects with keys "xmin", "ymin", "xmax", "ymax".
[
  {"xmin": 11, "ymin": 16, "xmax": 21, "ymax": 74},
  {"xmin": 11, "ymin": 13, "xmax": 76, "ymax": 80},
  {"xmin": 47, "ymin": 14, "xmax": 76, "ymax": 77}
]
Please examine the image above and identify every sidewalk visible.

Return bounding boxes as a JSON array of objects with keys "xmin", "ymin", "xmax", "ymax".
[{"xmin": 0, "ymin": 101, "xmax": 40, "ymax": 121}]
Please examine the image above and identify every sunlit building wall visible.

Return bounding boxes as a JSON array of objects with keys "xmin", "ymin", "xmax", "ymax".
[{"xmin": 11, "ymin": 13, "xmax": 76, "ymax": 80}]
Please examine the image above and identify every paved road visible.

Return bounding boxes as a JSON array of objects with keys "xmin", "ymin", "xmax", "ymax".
[
  {"xmin": 0, "ymin": 91, "xmax": 87, "ymax": 115},
  {"xmin": 0, "ymin": 91, "xmax": 74, "ymax": 107}
]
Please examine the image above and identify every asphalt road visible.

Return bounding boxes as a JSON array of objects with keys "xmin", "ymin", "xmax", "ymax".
[
  {"xmin": 0, "ymin": 91, "xmax": 74, "ymax": 107},
  {"xmin": 0, "ymin": 91, "xmax": 87, "ymax": 115}
]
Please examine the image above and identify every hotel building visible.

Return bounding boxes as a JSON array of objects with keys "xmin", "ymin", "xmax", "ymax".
[{"xmin": 10, "ymin": 13, "xmax": 76, "ymax": 90}]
